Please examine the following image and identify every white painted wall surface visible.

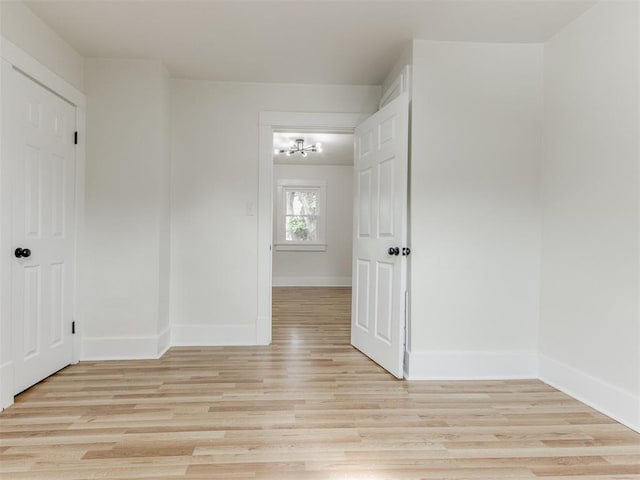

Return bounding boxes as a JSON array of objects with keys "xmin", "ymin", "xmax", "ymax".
[
  {"xmin": 0, "ymin": 1, "xmax": 84, "ymax": 91},
  {"xmin": 81, "ymin": 59, "xmax": 170, "ymax": 359},
  {"xmin": 408, "ymin": 40, "xmax": 543, "ymax": 379},
  {"xmin": 540, "ymin": 0, "xmax": 640, "ymax": 430},
  {"xmin": 170, "ymin": 80, "xmax": 379, "ymax": 344},
  {"xmin": 273, "ymin": 164, "xmax": 353, "ymax": 286}
]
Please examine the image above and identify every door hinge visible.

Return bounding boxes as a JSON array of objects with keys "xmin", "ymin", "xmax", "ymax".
[
  {"xmin": 74, "ymin": 131, "xmax": 78, "ymax": 145},
  {"xmin": 72, "ymin": 321, "xmax": 76, "ymax": 334}
]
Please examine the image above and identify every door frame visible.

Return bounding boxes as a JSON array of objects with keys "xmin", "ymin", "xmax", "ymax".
[
  {"xmin": 0, "ymin": 37, "xmax": 86, "ymax": 410},
  {"xmin": 257, "ymin": 112, "xmax": 367, "ymax": 344}
]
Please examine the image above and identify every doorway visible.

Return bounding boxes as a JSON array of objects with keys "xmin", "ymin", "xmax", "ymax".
[
  {"xmin": 256, "ymin": 112, "xmax": 365, "ymax": 346},
  {"xmin": 258, "ymin": 97, "xmax": 409, "ymax": 378},
  {"xmin": 270, "ymin": 130, "xmax": 354, "ymax": 349}
]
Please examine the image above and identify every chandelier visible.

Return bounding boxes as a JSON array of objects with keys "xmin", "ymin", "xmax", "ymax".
[{"xmin": 274, "ymin": 138, "xmax": 322, "ymax": 157}]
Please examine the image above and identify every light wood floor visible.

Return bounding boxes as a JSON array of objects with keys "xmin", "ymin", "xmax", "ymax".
[{"xmin": 1, "ymin": 287, "xmax": 638, "ymax": 479}]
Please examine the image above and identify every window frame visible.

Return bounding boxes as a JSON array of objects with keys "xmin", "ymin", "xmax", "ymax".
[{"xmin": 275, "ymin": 179, "xmax": 327, "ymax": 251}]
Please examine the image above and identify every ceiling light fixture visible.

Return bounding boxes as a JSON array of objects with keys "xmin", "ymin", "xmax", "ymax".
[{"xmin": 274, "ymin": 138, "xmax": 322, "ymax": 157}]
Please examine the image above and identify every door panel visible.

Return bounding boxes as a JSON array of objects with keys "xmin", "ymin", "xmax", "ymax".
[
  {"xmin": 51, "ymin": 154, "xmax": 66, "ymax": 237},
  {"xmin": 377, "ymin": 158, "xmax": 395, "ymax": 237},
  {"xmin": 50, "ymin": 263, "xmax": 65, "ymax": 346},
  {"xmin": 355, "ymin": 259, "xmax": 370, "ymax": 330},
  {"xmin": 375, "ymin": 261, "xmax": 393, "ymax": 343},
  {"xmin": 23, "ymin": 266, "xmax": 41, "ymax": 358},
  {"xmin": 4, "ymin": 65, "xmax": 77, "ymax": 394},
  {"xmin": 357, "ymin": 169, "xmax": 372, "ymax": 237},
  {"xmin": 24, "ymin": 145, "xmax": 42, "ymax": 238},
  {"xmin": 351, "ymin": 93, "xmax": 409, "ymax": 378}
]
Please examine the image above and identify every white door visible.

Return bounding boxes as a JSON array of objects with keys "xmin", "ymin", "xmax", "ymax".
[
  {"xmin": 351, "ymin": 93, "xmax": 409, "ymax": 378},
  {"xmin": 2, "ymin": 64, "xmax": 77, "ymax": 393}
]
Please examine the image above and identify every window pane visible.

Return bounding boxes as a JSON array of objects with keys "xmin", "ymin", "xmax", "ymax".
[
  {"xmin": 286, "ymin": 215, "xmax": 318, "ymax": 241},
  {"xmin": 286, "ymin": 190, "xmax": 318, "ymax": 216}
]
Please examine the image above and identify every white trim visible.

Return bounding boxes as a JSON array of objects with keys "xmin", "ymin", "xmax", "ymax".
[
  {"xmin": 157, "ymin": 326, "xmax": 171, "ymax": 357},
  {"xmin": 255, "ymin": 316, "xmax": 270, "ymax": 346},
  {"xmin": 258, "ymin": 111, "xmax": 368, "ymax": 346},
  {"xmin": 0, "ymin": 361, "xmax": 14, "ymax": 410},
  {"xmin": 274, "ymin": 243, "xmax": 327, "ymax": 252},
  {"xmin": 379, "ymin": 65, "xmax": 411, "ymax": 109},
  {"xmin": 171, "ymin": 324, "xmax": 256, "ymax": 346},
  {"xmin": 0, "ymin": 37, "xmax": 85, "ymax": 108},
  {"xmin": 81, "ymin": 334, "xmax": 167, "ymax": 361},
  {"xmin": 0, "ymin": 59, "xmax": 13, "ymax": 411},
  {"xmin": 404, "ymin": 350, "xmax": 538, "ymax": 380},
  {"xmin": 72, "ymin": 105, "xmax": 86, "ymax": 365},
  {"xmin": 276, "ymin": 179, "xmax": 327, "ymax": 248},
  {"xmin": 539, "ymin": 354, "xmax": 640, "ymax": 433},
  {"xmin": 273, "ymin": 276, "xmax": 352, "ymax": 287},
  {"xmin": 257, "ymin": 120, "xmax": 273, "ymax": 346},
  {"xmin": 0, "ymin": 38, "xmax": 86, "ymax": 406}
]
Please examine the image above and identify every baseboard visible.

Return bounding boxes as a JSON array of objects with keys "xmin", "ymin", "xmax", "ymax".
[
  {"xmin": 0, "ymin": 361, "xmax": 14, "ymax": 410},
  {"xmin": 256, "ymin": 315, "xmax": 271, "ymax": 345},
  {"xmin": 81, "ymin": 333, "xmax": 167, "ymax": 361},
  {"xmin": 539, "ymin": 354, "xmax": 640, "ymax": 433},
  {"xmin": 157, "ymin": 326, "xmax": 171, "ymax": 357},
  {"xmin": 171, "ymin": 324, "xmax": 255, "ymax": 346},
  {"xmin": 404, "ymin": 350, "xmax": 538, "ymax": 380},
  {"xmin": 272, "ymin": 276, "xmax": 351, "ymax": 287}
]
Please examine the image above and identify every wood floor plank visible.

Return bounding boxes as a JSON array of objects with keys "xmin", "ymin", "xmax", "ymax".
[{"xmin": 0, "ymin": 286, "xmax": 638, "ymax": 479}]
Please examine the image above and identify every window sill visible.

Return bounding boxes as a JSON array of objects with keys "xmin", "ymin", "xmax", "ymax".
[{"xmin": 275, "ymin": 243, "xmax": 327, "ymax": 252}]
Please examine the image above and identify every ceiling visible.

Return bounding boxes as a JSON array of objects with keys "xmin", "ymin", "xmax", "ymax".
[
  {"xmin": 24, "ymin": 0, "xmax": 597, "ymax": 85},
  {"xmin": 273, "ymin": 132, "xmax": 353, "ymax": 166}
]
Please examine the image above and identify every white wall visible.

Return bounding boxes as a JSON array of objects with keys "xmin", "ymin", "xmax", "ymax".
[
  {"xmin": 407, "ymin": 40, "xmax": 543, "ymax": 379},
  {"xmin": 539, "ymin": 0, "xmax": 640, "ymax": 431},
  {"xmin": 0, "ymin": 1, "xmax": 84, "ymax": 91},
  {"xmin": 81, "ymin": 59, "xmax": 170, "ymax": 359},
  {"xmin": 170, "ymin": 80, "xmax": 379, "ymax": 345},
  {"xmin": 273, "ymin": 164, "xmax": 353, "ymax": 286}
]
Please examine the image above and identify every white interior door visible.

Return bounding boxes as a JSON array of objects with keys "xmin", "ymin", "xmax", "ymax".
[
  {"xmin": 351, "ymin": 93, "xmax": 409, "ymax": 378},
  {"xmin": 3, "ymin": 65, "xmax": 77, "ymax": 394}
]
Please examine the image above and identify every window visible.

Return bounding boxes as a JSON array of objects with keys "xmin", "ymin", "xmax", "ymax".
[{"xmin": 276, "ymin": 179, "xmax": 326, "ymax": 251}]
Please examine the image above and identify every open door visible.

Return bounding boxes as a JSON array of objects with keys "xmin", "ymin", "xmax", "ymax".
[{"xmin": 351, "ymin": 93, "xmax": 409, "ymax": 378}]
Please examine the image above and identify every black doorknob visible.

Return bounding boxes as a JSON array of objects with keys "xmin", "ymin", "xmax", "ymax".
[
  {"xmin": 14, "ymin": 248, "xmax": 31, "ymax": 258},
  {"xmin": 402, "ymin": 247, "xmax": 411, "ymax": 256},
  {"xmin": 387, "ymin": 247, "xmax": 400, "ymax": 256}
]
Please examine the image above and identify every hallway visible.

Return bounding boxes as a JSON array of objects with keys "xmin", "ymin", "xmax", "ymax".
[{"xmin": 0, "ymin": 287, "xmax": 638, "ymax": 479}]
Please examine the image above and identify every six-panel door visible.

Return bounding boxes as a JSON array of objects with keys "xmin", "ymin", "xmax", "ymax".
[
  {"xmin": 351, "ymin": 93, "xmax": 409, "ymax": 378},
  {"xmin": 6, "ymin": 67, "xmax": 77, "ymax": 394}
]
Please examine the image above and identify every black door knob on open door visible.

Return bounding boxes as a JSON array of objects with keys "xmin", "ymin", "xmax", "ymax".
[
  {"xmin": 388, "ymin": 247, "xmax": 400, "ymax": 256},
  {"xmin": 15, "ymin": 248, "xmax": 31, "ymax": 258}
]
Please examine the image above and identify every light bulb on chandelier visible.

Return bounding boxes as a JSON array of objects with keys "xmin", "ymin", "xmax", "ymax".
[{"xmin": 274, "ymin": 138, "xmax": 322, "ymax": 157}]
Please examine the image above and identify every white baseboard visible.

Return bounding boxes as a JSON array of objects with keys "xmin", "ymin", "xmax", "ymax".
[
  {"xmin": 171, "ymin": 324, "xmax": 255, "ymax": 346},
  {"xmin": 256, "ymin": 316, "xmax": 271, "ymax": 345},
  {"xmin": 157, "ymin": 326, "xmax": 171, "ymax": 357},
  {"xmin": 404, "ymin": 350, "xmax": 538, "ymax": 380},
  {"xmin": 272, "ymin": 276, "xmax": 351, "ymax": 287},
  {"xmin": 0, "ymin": 361, "xmax": 14, "ymax": 410},
  {"xmin": 81, "ymin": 333, "xmax": 167, "ymax": 361},
  {"xmin": 539, "ymin": 354, "xmax": 640, "ymax": 433}
]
